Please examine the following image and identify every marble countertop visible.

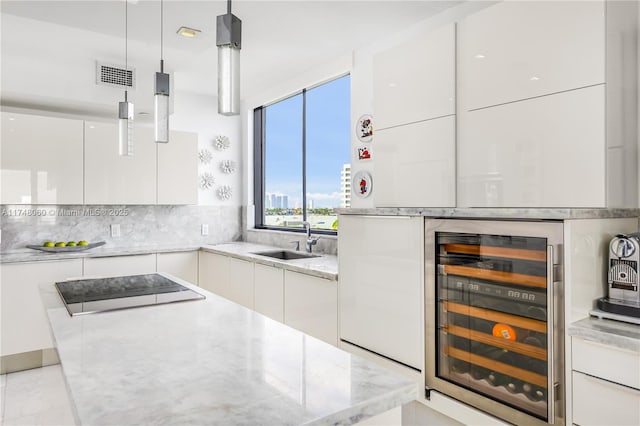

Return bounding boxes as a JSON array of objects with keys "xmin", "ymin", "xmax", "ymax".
[
  {"xmin": 335, "ymin": 207, "xmax": 640, "ymax": 220},
  {"xmin": 0, "ymin": 243, "xmax": 338, "ymax": 280},
  {"xmin": 568, "ymin": 317, "xmax": 640, "ymax": 353},
  {"xmin": 0, "ymin": 243, "xmax": 202, "ymax": 264},
  {"xmin": 201, "ymin": 243, "xmax": 338, "ymax": 281},
  {"xmin": 44, "ymin": 274, "xmax": 416, "ymax": 425}
]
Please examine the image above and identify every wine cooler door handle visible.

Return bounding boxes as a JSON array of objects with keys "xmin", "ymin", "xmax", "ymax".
[{"xmin": 546, "ymin": 245, "xmax": 555, "ymax": 424}]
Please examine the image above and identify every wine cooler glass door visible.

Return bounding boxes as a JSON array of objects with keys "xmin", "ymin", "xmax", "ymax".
[{"xmin": 426, "ymin": 220, "xmax": 563, "ymax": 426}]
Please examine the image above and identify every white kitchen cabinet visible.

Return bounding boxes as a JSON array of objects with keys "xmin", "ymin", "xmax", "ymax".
[
  {"xmin": 198, "ymin": 251, "xmax": 229, "ymax": 296},
  {"xmin": 227, "ymin": 258, "xmax": 254, "ymax": 309},
  {"xmin": 1, "ymin": 112, "xmax": 83, "ymax": 204},
  {"xmin": 457, "ymin": 0, "xmax": 638, "ymax": 208},
  {"xmin": 284, "ymin": 270, "xmax": 337, "ymax": 346},
  {"xmin": 157, "ymin": 130, "xmax": 198, "ymax": 205},
  {"xmin": 0, "ymin": 259, "xmax": 83, "ymax": 357},
  {"xmin": 157, "ymin": 251, "xmax": 198, "ymax": 285},
  {"xmin": 375, "ymin": 116, "xmax": 455, "ymax": 207},
  {"xmin": 373, "ymin": 23, "xmax": 455, "ymax": 130},
  {"xmin": 572, "ymin": 336, "xmax": 640, "ymax": 426},
  {"xmin": 338, "ymin": 215, "xmax": 423, "ymax": 370},
  {"xmin": 83, "ymin": 254, "xmax": 156, "ymax": 278},
  {"xmin": 84, "ymin": 121, "xmax": 156, "ymax": 205},
  {"xmin": 573, "ymin": 372, "xmax": 640, "ymax": 426},
  {"xmin": 458, "ymin": 1, "xmax": 605, "ymax": 111},
  {"xmin": 254, "ymin": 263, "xmax": 284, "ymax": 322},
  {"xmin": 458, "ymin": 85, "xmax": 605, "ymax": 208}
]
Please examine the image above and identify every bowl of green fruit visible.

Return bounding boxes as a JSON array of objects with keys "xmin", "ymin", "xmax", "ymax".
[{"xmin": 28, "ymin": 240, "xmax": 105, "ymax": 252}]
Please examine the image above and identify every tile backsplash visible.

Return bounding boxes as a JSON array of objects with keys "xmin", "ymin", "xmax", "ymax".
[{"xmin": 0, "ymin": 205, "xmax": 242, "ymax": 252}]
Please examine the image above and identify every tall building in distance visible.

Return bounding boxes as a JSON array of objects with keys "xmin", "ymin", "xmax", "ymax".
[
  {"xmin": 340, "ymin": 163, "xmax": 351, "ymax": 208},
  {"xmin": 266, "ymin": 193, "xmax": 288, "ymax": 209}
]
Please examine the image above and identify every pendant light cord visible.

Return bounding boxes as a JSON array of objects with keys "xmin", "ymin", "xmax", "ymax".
[
  {"xmin": 124, "ymin": 0, "xmax": 128, "ymax": 100},
  {"xmin": 160, "ymin": 0, "xmax": 164, "ymax": 71},
  {"xmin": 227, "ymin": 0, "xmax": 231, "ymax": 14}
]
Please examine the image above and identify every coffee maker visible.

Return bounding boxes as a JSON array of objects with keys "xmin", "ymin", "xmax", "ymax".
[{"xmin": 591, "ymin": 233, "xmax": 640, "ymax": 324}]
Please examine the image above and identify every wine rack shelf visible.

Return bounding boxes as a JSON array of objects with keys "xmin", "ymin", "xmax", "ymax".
[
  {"xmin": 445, "ymin": 323, "xmax": 547, "ymax": 360},
  {"xmin": 444, "ymin": 301, "xmax": 547, "ymax": 333},
  {"xmin": 443, "ymin": 244, "xmax": 547, "ymax": 262},
  {"xmin": 443, "ymin": 265, "xmax": 546, "ymax": 288}
]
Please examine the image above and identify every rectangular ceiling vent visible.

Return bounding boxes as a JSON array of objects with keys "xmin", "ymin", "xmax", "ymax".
[{"xmin": 96, "ymin": 61, "xmax": 136, "ymax": 89}]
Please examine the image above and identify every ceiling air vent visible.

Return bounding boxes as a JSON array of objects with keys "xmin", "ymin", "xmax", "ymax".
[{"xmin": 96, "ymin": 61, "xmax": 136, "ymax": 89}]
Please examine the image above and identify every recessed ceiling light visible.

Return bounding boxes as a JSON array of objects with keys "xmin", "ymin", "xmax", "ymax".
[
  {"xmin": 177, "ymin": 26, "xmax": 201, "ymax": 38},
  {"xmin": 530, "ymin": 76, "xmax": 540, "ymax": 81},
  {"xmin": 138, "ymin": 111, "xmax": 150, "ymax": 116},
  {"xmin": 8, "ymin": 117, "xmax": 15, "ymax": 121},
  {"xmin": 474, "ymin": 54, "xmax": 485, "ymax": 59}
]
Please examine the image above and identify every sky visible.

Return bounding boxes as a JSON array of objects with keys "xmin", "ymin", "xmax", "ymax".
[{"xmin": 264, "ymin": 74, "xmax": 350, "ymax": 209}]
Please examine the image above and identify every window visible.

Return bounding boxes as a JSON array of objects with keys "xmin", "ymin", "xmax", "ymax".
[{"xmin": 254, "ymin": 74, "xmax": 351, "ymax": 233}]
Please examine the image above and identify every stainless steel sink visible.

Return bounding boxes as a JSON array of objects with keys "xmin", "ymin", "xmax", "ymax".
[{"xmin": 252, "ymin": 250, "xmax": 319, "ymax": 260}]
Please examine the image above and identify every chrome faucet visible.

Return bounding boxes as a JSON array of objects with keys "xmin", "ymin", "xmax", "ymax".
[{"xmin": 302, "ymin": 221, "xmax": 320, "ymax": 253}]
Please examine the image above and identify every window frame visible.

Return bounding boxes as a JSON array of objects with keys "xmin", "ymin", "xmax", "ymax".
[{"xmin": 253, "ymin": 74, "xmax": 350, "ymax": 236}]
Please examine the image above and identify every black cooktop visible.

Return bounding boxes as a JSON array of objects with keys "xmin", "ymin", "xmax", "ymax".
[{"xmin": 55, "ymin": 273, "xmax": 205, "ymax": 316}]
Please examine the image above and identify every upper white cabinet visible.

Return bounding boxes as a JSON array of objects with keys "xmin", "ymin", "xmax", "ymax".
[
  {"xmin": 157, "ymin": 130, "xmax": 198, "ymax": 205},
  {"xmin": 458, "ymin": 0, "xmax": 605, "ymax": 110},
  {"xmin": 1, "ymin": 112, "xmax": 83, "ymax": 204},
  {"xmin": 373, "ymin": 23, "xmax": 455, "ymax": 130},
  {"xmin": 457, "ymin": 0, "xmax": 638, "ymax": 208},
  {"xmin": 458, "ymin": 85, "xmax": 605, "ymax": 207},
  {"xmin": 375, "ymin": 116, "xmax": 455, "ymax": 207},
  {"xmin": 84, "ymin": 122, "xmax": 157, "ymax": 205}
]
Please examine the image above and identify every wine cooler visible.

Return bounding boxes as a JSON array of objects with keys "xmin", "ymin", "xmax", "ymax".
[{"xmin": 425, "ymin": 220, "xmax": 564, "ymax": 425}]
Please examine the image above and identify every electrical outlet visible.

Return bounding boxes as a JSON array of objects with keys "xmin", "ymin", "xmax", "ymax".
[
  {"xmin": 201, "ymin": 224, "xmax": 209, "ymax": 236},
  {"xmin": 111, "ymin": 224, "xmax": 121, "ymax": 238}
]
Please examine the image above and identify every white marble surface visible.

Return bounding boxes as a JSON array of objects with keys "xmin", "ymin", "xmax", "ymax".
[
  {"xmin": 568, "ymin": 317, "xmax": 640, "ymax": 353},
  {"xmin": 44, "ymin": 275, "xmax": 416, "ymax": 425},
  {"xmin": 201, "ymin": 243, "xmax": 338, "ymax": 281},
  {"xmin": 336, "ymin": 207, "xmax": 640, "ymax": 219}
]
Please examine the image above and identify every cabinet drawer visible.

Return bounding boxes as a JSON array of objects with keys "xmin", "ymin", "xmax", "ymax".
[
  {"xmin": 573, "ymin": 371, "xmax": 640, "ymax": 426},
  {"xmin": 572, "ymin": 337, "xmax": 640, "ymax": 389}
]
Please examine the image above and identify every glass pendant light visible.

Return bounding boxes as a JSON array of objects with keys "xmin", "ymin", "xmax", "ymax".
[
  {"xmin": 216, "ymin": 0, "xmax": 241, "ymax": 116},
  {"xmin": 154, "ymin": 0, "xmax": 170, "ymax": 143},
  {"xmin": 118, "ymin": 0, "xmax": 134, "ymax": 156}
]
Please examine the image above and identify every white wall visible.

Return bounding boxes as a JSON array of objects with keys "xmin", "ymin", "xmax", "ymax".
[{"xmin": 171, "ymin": 92, "xmax": 241, "ymax": 206}]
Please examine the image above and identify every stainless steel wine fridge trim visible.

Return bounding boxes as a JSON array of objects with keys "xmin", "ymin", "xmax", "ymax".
[{"xmin": 424, "ymin": 219, "xmax": 565, "ymax": 426}]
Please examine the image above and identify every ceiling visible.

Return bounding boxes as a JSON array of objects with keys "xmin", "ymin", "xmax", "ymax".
[{"xmin": 1, "ymin": 1, "xmax": 461, "ymax": 111}]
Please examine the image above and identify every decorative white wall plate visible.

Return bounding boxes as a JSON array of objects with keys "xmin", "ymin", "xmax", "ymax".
[
  {"xmin": 199, "ymin": 172, "xmax": 215, "ymax": 190},
  {"xmin": 356, "ymin": 114, "xmax": 373, "ymax": 142},
  {"xmin": 353, "ymin": 170, "xmax": 373, "ymax": 198},
  {"xmin": 198, "ymin": 149, "xmax": 213, "ymax": 164},
  {"xmin": 220, "ymin": 160, "xmax": 237, "ymax": 174},
  {"xmin": 214, "ymin": 135, "xmax": 231, "ymax": 151},
  {"xmin": 217, "ymin": 185, "xmax": 232, "ymax": 200}
]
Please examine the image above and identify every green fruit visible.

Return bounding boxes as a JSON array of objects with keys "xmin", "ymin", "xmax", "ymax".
[
  {"xmin": 67, "ymin": 241, "xmax": 77, "ymax": 247},
  {"xmin": 43, "ymin": 241, "xmax": 54, "ymax": 247},
  {"xmin": 77, "ymin": 240, "xmax": 89, "ymax": 246},
  {"xmin": 54, "ymin": 242, "xmax": 66, "ymax": 247}
]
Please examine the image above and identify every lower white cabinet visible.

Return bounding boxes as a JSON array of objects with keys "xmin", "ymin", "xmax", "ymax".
[
  {"xmin": 198, "ymin": 251, "xmax": 229, "ymax": 296},
  {"xmin": 227, "ymin": 258, "xmax": 254, "ymax": 309},
  {"xmin": 0, "ymin": 259, "xmax": 83, "ymax": 357},
  {"xmin": 157, "ymin": 251, "xmax": 198, "ymax": 285},
  {"xmin": 375, "ymin": 116, "xmax": 455, "ymax": 207},
  {"xmin": 197, "ymin": 252, "xmax": 254, "ymax": 309},
  {"xmin": 83, "ymin": 254, "xmax": 157, "ymax": 277},
  {"xmin": 284, "ymin": 270, "xmax": 338, "ymax": 346},
  {"xmin": 254, "ymin": 263, "xmax": 284, "ymax": 322},
  {"xmin": 572, "ymin": 336, "xmax": 640, "ymax": 425}
]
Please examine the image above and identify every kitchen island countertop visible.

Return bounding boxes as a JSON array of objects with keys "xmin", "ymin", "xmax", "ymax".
[{"xmin": 44, "ymin": 274, "xmax": 415, "ymax": 425}]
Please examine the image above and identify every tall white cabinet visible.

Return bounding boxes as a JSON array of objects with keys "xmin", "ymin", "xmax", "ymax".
[
  {"xmin": 457, "ymin": 0, "xmax": 638, "ymax": 208},
  {"xmin": 1, "ymin": 112, "xmax": 84, "ymax": 204},
  {"xmin": 372, "ymin": 24, "xmax": 456, "ymax": 208},
  {"xmin": 338, "ymin": 214, "xmax": 423, "ymax": 370}
]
